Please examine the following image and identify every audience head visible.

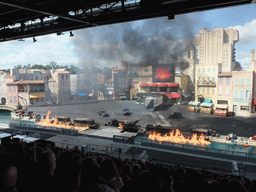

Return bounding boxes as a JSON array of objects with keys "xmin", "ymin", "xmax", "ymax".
[
  {"xmin": 0, "ymin": 153, "xmax": 18, "ymax": 192},
  {"xmin": 37, "ymin": 150, "xmax": 56, "ymax": 176},
  {"xmin": 100, "ymin": 158, "xmax": 118, "ymax": 181}
]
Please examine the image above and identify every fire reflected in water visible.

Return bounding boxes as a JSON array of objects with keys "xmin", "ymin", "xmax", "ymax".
[
  {"xmin": 148, "ymin": 129, "xmax": 211, "ymax": 146},
  {"xmin": 37, "ymin": 110, "xmax": 90, "ymax": 131}
]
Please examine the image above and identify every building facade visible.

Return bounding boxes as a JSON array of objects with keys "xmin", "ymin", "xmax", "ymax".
[
  {"xmin": 52, "ymin": 70, "xmax": 71, "ymax": 104},
  {"xmin": 193, "ymin": 28, "xmax": 239, "ymax": 105},
  {"xmin": 232, "ymin": 71, "xmax": 254, "ymax": 115},
  {"xmin": 7, "ymin": 80, "xmax": 46, "ymax": 107},
  {"xmin": 112, "ymin": 66, "xmax": 129, "ymax": 100},
  {"xmin": 216, "ymin": 72, "xmax": 233, "ymax": 112}
]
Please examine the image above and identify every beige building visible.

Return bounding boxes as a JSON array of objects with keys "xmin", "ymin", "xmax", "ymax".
[
  {"xmin": 232, "ymin": 70, "xmax": 254, "ymax": 115},
  {"xmin": 193, "ymin": 28, "xmax": 239, "ymax": 104},
  {"xmin": 51, "ymin": 69, "xmax": 71, "ymax": 104}
]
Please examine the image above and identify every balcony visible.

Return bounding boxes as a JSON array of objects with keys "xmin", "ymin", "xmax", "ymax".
[{"xmin": 197, "ymin": 80, "xmax": 216, "ymax": 87}]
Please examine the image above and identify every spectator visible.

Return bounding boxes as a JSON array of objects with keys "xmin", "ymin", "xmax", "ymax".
[
  {"xmin": 100, "ymin": 158, "xmax": 124, "ymax": 192},
  {"xmin": 0, "ymin": 153, "xmax": 18, "ymax": 192},
  {"xmin": 28, "ymin": 150, "xmax": 56, "ymax": 192},
  {"xmin": 79, "ymin": 157, "xmax": 115, "ymax": 192},
  {"xmin": 132, "ymin": 171, "xmax": 162, "ymax": 192}
]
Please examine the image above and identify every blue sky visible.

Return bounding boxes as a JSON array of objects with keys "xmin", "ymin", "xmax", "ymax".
[{"xmin": 0, "ymin": 3, "xmax": 255, "ymax": 70}]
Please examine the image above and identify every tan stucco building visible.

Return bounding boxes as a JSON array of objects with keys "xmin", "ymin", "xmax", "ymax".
[{"xmin": 193, "ymin": 28, "xmax": 239, "ymax": 104}]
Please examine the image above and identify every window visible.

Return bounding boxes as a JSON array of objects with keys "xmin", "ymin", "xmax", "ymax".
[
  {"xmin": 8, "ymin": 86, "xmax": 11, "ymax": 91},
  {"xmin": 234, "ymin": 78, "xmax": 238, "ymax": 85},
  {"xmin": 207, "ymin": 88, "xmax": 209, "ymax": 94},
  {"xmin": 212, "ymin": 88, "xmax": 214, "ymax": 95},
  {"xmin": 219, "ymin": 77, "xmax": 223, "ymax": 84},
  {"xmin": 219, "ymin": 87, "xmax": 222, "ymax": 95},
  {"xmin": 246, "ymin": 78, "xmax": 250, "ymax": 85},
  {"xmin": 13, "ymin": 86, "xmax": 16, "ymax": 91},
  {"xmin": 241, "ymin": 106, "xmax": 249, "ymax": 111},
  {"xmin": 225, "ymin": 88, "xmax": 229, "ymax": 95},
  {"xmin": 9, "ymin": 96, "xmax": 12, "ymax": 102},
  {"xmin": 240, "ymin": 90, "xmax": 243, "ymax": 99},
  {"xmin": 159, "ymin": 87, "xmax": 167, "ymax": 92},
  {"xmin": 66, "ymin": 75, "xmax": 68, "ymax": 80},
  {"xmin": 62, "ymin": 75, "xmax": 64, "ymax": 80},
  {"xmin": 150, "ymin": 87, "xmax": 157, "ymax": 92},
  {"xmin": 14, "ymin": 96, "xmax": 16, "ymax": 102},
  {"xmin": 234, "ymin": 90, "xmax": 238, "ymax": 98},
  {"xmin": 202, "ymin": 88, "xmax": 205, "ymax": 94},
  {"xmin": 240, "ymin": 78, "xmax": 244, "ymax": 85},
  {"xmin": 217, "ymin": 100, "xmax": 228, "ymax": 105},
  {"xmin": 226, "ymin": 77, "xmax": 230, "ymax": 84},
  {"xmin": 246, "ymin": 90, "xmax": 250, "ymax": 99}
]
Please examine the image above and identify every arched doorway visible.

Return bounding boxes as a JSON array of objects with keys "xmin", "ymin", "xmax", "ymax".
[{"xmin": 1, "ymin": 97, "xmax": 6, "ymax": 105}]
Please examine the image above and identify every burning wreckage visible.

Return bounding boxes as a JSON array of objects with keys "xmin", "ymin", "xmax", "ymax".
[{"xmin": 36, "ymin": 111, "xmax": 99, "ymax": 131}]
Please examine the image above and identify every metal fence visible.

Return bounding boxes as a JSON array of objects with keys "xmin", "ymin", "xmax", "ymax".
[
  {"xmin": 134, "ymin": 137, "xmax": 256, "ymax": 159},
  {"xmin": 53, "ymin": 141, "xmax": 132, "ymax": 157}
]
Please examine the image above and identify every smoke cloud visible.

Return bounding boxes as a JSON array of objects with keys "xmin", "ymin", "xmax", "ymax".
[{"xmin": 71, "ymin": 13, "xmax": 203, "ymax": 71}]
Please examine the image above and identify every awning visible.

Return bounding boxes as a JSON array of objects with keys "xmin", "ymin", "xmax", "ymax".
[
  {"xmin": 168, "ymin": 83, "xmax": 178, "ymax": 87},
  {"xmin": 148, "ymin": 83, "xmax": 158, "ymax": 87},
  {"xmin": 215, "ymin": 104, "xmax": 228, "ymax": 109},
  {"xmin": 254, "ymin": 99, "xmax": 256, "ymax": 105},
  {"xmin": 139, "ymin": 83, "xmax": 148, "ymax": 87},
  {"xmin": 188, "ymin": 101, "xmax": 201, "ymax": 106},
  {"xmin": 158, "ymin": 83, "xmax": 168, "ymax": 87},
  {"xmin": 200, "ymin": 103, "xmax": 214, "ymax": 107},
  {"xmin": 204, "ymin": 99, "xmax": 212, "ymax": 103},
  {"xmin": 29, "ymin": 94, "xmax": 45, "ymax": 99},
  {"xmin": 165, "ymin": 93, "xmax": 180, "ymax": 99}
]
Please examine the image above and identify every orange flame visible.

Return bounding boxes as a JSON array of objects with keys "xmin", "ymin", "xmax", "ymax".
[
  {"xmin": 37, "ymin": 110, "xmax": 90, "ymax": 131},
  {"xmin": 118, "ymin": 120, "xmax": 127, "ymax": 129},
  {"xmin": 148, "ymin": 129, "xmax": 211, "ymax": 146}
]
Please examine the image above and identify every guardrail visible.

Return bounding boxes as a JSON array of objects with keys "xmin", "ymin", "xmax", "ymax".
[
  {"xmin": 134, "ymin": 137, "xmax": 256, "ymax": 159},
  {"xmin": 9, "ymin": 122, "xmax": 78, "ymax": 136},
  {"xmin": 53, "ymin": 141, "xmax": 132, "ymax": 157}
]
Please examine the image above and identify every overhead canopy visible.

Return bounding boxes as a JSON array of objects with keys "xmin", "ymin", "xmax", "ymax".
[
  {"xmin": 168, "ymin": 83, "xmax": 178, "ymax": 87},
  {"xmin": 254, "ymin": 99, "xmax": 256, "ymax": 106},
  {"xmin": 165, "ymin": 93, "xmax": 180, "ymax": 99},
  {"xmin": 215, "ymin": 104, "xmax": 228, "ymax": 109},
  {"xmin": 148, "ymin": 83, "xmax": 158, "ymax": 87},
  {"xmin": 158, "ymin": 83, "xmax": 168, "ymax": 87},
  {"xmin": 204, "ymin": 99, "xmax": 212, "ymax": 103},
  {"xmin": 29, "ymin": 94, "xmax": 45, "ymax": 99},
  {"xmin": 200, "ymin": 103, "xmax": 214, "ymax": 107},
  {"xmin": 139, "ymin": 83, "xmax": 148, "ymax": 87},
  {"xmin": 188, "ymin": 101, "xmax": 201, "ymax": 106}
]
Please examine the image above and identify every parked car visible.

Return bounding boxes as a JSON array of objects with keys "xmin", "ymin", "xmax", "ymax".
[
  {"xmin": 98, "ymin": 111, "xmax": 110, "ymax": 117},
  {"xmin": 123, "ymin": 108, "xmax": 131, "ymax": 115}
]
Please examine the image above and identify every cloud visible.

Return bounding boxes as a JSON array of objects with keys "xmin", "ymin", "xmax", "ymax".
[
  {"xmin": 232, "ymin": 19, "xmax": 256, "ymax": 44},
  {"xmin": 0, "ymin": 32, "xmax": 78, "ymax": 70}
]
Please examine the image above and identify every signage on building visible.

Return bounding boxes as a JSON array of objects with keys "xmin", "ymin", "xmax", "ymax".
[
  {"xmin": 152, "ymin": 64, "xmax": 175, "ymax": 82},
  {"xmin": 78, "ymin": 92, "xmax": 87, "ymax": 96}
]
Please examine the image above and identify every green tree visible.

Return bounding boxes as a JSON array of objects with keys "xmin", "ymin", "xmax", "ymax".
[{"xmin": 14, "ymin": 65, "xmax": 22, "ymax": 69}]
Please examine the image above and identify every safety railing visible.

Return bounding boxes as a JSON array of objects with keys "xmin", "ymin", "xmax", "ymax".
[{"xmin": 134, "ymin": 137, "xmax": 256, "ymax": 159}]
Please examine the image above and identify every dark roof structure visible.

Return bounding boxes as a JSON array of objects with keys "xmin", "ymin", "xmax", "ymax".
[{"xmin": 0, "ymin": 0, "xmax": 252, "ymax": 43}]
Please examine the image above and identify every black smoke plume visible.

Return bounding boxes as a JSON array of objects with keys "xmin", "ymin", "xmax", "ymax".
[{"xmin": 71, "ymin": 13, "xmax": 203, "ymax": 71}]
